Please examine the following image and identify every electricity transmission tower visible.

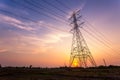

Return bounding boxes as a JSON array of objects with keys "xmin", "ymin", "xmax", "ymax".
[{"xmin": 69, "ymin": 10, "xmax": 96, "ymax": 67}]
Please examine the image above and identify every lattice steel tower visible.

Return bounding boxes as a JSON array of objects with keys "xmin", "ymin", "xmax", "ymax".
[{"xmin": 69, "ymin": 10, "xmax": 96, "ymax": 67}]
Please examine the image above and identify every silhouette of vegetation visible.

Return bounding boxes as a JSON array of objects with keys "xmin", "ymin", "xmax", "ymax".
[
  {"xmin": 29, "ymin": 65, "xmax": 32, "ymax": 68},
  {"xmin": 0, "ymin": 65, "xmax": 120, "ymax": 80},
  {"xmin": 0, "ymin": 64, "xmax": 2, "ymax": 68}
]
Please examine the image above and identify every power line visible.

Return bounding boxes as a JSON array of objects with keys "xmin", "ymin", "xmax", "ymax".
[
  {"xmin": 25, "ymin": 0, "xmax": 68, "ymax": 23},
  {"xmin": 83, "ymin": 17, "xmax": 113, "ymax": 46},
  {"xmin": 42, "ymin": 0, "xmax": 68, "ymax": 15},
  {"xmin": 13, "ymin": 0, "xmax": 67, "ymax": 24},
  {"xmin": 0, "ymin": 9, "xmax": 35, "ymax": 22},
  {"xmin": 82, "ymin": 17, "xmax": 120, "ymax": 56},
  {"xmin": 85, "ymin": 22, "xmax": 120, "ymax": 52},
  {"xmin": 82, "ymin": 28, "xmax": 120, "ymax": 56},
  {"xmin": 55, "ymin": 0, "xmax": 72, "ymax": 11},
  {"xmin": 12, "ymin": 0, "xmax": 71, "ymax": 28},
  {"xmin": 81, "ymin": 29, "xmax": 120, "ymax": 60},
  {"xmin": 84, "ymin": 24, "xmax": 113, "ymax": 49},
  {"xmin": 21, "ymin": 2, "xmax": 70, "ymax": 31},
  {"xmin": 31, "ymin": 0, "xmax": 67, "ymax": 20},
  {"xmin": 1, "ymin": 0, "xmax": 70, "ymax": 33},
  {"xmin": 0, "ymin": 9, "xmax": 67, "ymax": 33},
  {"xmin": 82, "ymin": 28, "xmax": 112, "ymax": 50}
]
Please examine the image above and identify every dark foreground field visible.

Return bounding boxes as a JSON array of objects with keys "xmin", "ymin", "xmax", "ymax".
[{"xmin": 0, "ymin": 66, "xmax": 120, "ymax": 80}]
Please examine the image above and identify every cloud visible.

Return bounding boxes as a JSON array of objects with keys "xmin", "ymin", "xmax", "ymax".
[
  {"xmin": 0, "ymin": 3, "xmax": 8, "ymax": 8},
  {"xmin": 0, "ymin": 14, "xmax": 71, "ymax": 54},
  {"xmin": 0, "ymin": 31, "xmax": 70, "ymax": 54},
  {"xmin": 8, "ymin": 35, "xmax": 54, "ymax": 54},
  {"xmin": 37, "ymin": 21, "xmax": 68, "ymax": 32},
  {"xmin": 0, "ymin": 49, "xmax": 7, "ymax": 53},
  {"xmin": 43, "ymin": 31, "xmax": 70, "ymax": 43},
  {"xmin": 0, "ymin": 14, "xmax": 68, "ymax": 33},
  {"xmin": 18, "ymin": 31, "xmax": 70, "ymax": 45},
  {"xmin": 0, "ymin": 14, "xmax": 37, "ymax": 31}
]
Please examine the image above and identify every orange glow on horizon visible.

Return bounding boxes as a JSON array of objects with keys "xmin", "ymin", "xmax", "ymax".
[{"xmin": 73, "ymin": 62, "xmax": 79, "ymax": 67}]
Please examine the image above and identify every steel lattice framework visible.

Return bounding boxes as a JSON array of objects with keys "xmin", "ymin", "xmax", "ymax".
[{"xmin": 69, "ymin": 10, "xmax": 96, "ymax": 67}]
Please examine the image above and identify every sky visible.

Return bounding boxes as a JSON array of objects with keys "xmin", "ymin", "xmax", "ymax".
[{"xmin": 0, "ymin": 0, "xmax": 120, "ymax": 67}]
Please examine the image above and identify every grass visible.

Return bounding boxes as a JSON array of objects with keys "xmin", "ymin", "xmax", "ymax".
[{"xmin": 0, "ymin": 66, "xmax": 120, "ymax": 80}]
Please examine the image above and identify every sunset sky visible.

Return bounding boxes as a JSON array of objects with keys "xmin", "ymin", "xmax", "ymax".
[{"xmin": 0, "ymin": 0, "xmax": 120, "ymax": 67}]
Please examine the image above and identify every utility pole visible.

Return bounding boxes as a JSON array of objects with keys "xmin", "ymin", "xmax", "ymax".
[
  {"xmin": 103, "ymin": 59, "xmax": 107, "ymax": 66},
  {"xmin": 69, "ymin": 10, "xmax": 96, "ymax": 67}
]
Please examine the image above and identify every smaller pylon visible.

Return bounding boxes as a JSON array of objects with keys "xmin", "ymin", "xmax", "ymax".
[{"xmin": 103, "ymin": 59, "xmax": 107, "ymax": 66}]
